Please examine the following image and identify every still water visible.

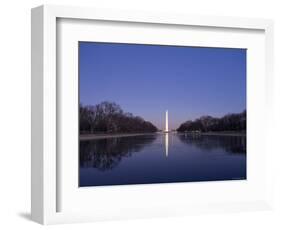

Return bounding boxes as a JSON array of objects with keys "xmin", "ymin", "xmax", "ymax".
[{"xmin": 79, "ymin": 133, "xmax": 246, "ymax": 187}]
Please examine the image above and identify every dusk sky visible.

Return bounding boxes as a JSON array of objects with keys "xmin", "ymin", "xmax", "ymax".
[{"xmin": 79, "ymin": 42, "xmax": 246, "ymax": 130}]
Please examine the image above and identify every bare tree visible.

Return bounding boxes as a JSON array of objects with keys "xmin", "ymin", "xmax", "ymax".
[{"xmin": 80, "ymin": 102, "xmax": 158, "ymax": 134}]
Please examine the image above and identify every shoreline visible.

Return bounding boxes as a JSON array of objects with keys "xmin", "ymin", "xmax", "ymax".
[
  {"xmin": 178, "ymin": 132, "xmax": 246, "ymax": 137},
  {"xmin": 80, "ymin": 131, "xmax": 246, "ymax": 140},
  {"xmin": 80, "ymin": 132, "xmax": 158, "ymax": 140},
  {"xmin": 201, "ymin": 132, "xmax": 246, "ymax": 137}
]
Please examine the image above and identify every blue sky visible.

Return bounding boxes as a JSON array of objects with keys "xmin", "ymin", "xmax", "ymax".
[{"xmin": 79, "ymin": 42, "xmax": 246, "ymax": 130}]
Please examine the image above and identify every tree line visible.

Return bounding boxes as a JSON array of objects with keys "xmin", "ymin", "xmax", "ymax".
[
  {"xmin": 80, "ymin": 101, "xmax": 158, "ymax": 134},
  {"xmin": 177, "ymin": 110, "xmax": 246, "ymax": 133}
]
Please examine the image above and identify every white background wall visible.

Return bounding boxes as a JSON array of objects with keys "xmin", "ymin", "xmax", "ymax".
[{"xmin": 0, "ymin": 0, "xmax": 280, "ymax": 229}]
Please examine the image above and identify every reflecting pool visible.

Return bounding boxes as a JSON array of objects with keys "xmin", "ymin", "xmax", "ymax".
[{"xmin": 79, "ymin": 133, "xmax": 246, "ymax": 187}]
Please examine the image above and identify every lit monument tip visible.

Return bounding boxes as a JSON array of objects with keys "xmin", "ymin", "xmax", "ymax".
[{"xmin": 164, "ymin": 110, "xmax": 169, "ymax": 133}]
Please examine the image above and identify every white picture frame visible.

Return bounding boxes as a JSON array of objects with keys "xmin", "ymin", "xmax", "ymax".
[{"xmin": 31, "ymin": 5, "xmax": 274, "ymax": 225}]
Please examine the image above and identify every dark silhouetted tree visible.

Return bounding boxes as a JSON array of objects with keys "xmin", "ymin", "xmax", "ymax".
[
  {"xmin": 177, "ymin": 110, "xmax": 246, "ymax": 133},
  {"xmin": 80, "ymin": 102, "xmax": 158, "ymax": 134}
]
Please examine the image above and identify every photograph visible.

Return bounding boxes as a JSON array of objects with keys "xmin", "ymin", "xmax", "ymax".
[{"xmin": 79, "ymin": 42, "xmax": 247, "ymax": 187}]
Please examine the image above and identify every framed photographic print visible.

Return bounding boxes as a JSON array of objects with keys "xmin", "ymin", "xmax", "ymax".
[
  {"xmin": 78, "ymin": 42, "xmax": 247, "ymax": 187},
  {"xmin": 31, "ymin": 5, "xmax": 274, "ymax": 224}
]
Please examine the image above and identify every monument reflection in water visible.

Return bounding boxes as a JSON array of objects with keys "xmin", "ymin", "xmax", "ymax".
[{"xmin": 79, "ymin": 133, "xmax": 246, "ymax": 187}]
